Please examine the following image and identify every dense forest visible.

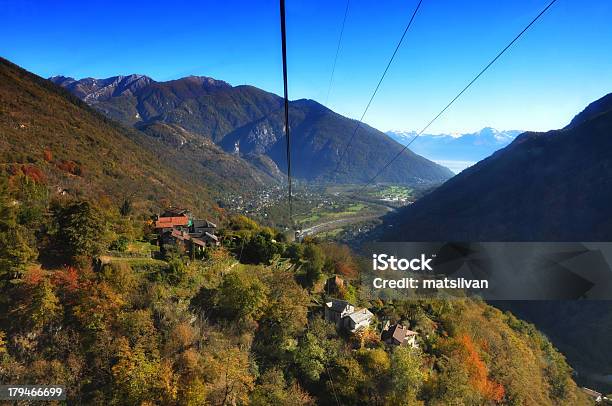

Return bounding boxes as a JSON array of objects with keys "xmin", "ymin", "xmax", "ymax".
[{"xmin": 0, "ymin": 170, "xmax": 591, "ymax": 405}]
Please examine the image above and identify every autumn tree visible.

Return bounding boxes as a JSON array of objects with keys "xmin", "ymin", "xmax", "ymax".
[
  {"xmin": 202, "ymin": 342, "xmax": 254, "ymax": 406},
  {"xmin": 251, "ymin": 368, "xmax": 314, "ymax": 406},
  {"xmin": 215, "ymin": 269, "xmax": 269, "ymax": 323},
  {"xmin": 388, "ymin": 347, "xmax": 425, "ymax": 405}
]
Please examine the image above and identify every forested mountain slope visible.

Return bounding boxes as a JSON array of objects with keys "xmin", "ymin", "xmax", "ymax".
[
  {"xmin": 0, "ymin": 57, "xmax": 215, "ymax": 213},
  {"xmin": 52, "ymin": 75, "xmax": 453, "ymax": 185}
]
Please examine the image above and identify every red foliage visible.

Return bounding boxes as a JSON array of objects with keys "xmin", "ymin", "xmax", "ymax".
[
  {"xmin": 212, "ymin": 205, "xmax": 226, "ymax": 220},
  {"xmin": 335, "ymin": 262, "xmax": 357, "ymax": 279},
  {"xmin": 53, "ymin": 266, "xmax": 81, "ymax": 293},
  {"xmin": 21, "ymin": 165, "xmax": 45, "ymax": 183},
  {"xmin": 457, "ymin": 334, "xmax": 505, "ymax": 403},
  {"xmin": 43, "ymin": 148, "xmax": 53, "ymax": 163},
  {"xmin": 23, "ymin": 267, "xmax": 45, "ymax": 286},
  {"xmin": 57, "ymin": 160, "xmax": 82, "ymax": 176}
]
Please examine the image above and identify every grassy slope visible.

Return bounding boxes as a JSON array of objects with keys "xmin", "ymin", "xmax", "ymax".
[{"xmin": 0, "ymin": 57, "xmax": 214, "ymax": 214}]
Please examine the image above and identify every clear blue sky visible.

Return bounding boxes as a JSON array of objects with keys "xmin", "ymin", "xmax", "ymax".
[{"xmin": 2, "ymin": 0, "xmax": 611, "ymax": 133}]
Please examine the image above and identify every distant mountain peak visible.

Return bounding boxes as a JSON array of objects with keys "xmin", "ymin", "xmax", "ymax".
[
  {"xmin": 49, "ymin": 73, "xmax": 154, "ymax": 102},
  {"xmin": 177, "ymin": 75, "xmax": 231, "ymax": 88},
  {"xmin": 386, "ymin": 128, "xmax": 524, "ymax": 173}
]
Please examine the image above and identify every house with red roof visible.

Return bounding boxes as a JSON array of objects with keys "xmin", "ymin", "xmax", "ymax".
[{"xmin": 155, "ymin": 208, "xmax": 220, "ymax": 257}]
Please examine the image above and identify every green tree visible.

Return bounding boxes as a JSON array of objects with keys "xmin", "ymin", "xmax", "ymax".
[
  {"xmin": 302, "ymin": 244, "xmax": 325, "ymax": 287},
  {"xmin": 0, "ymin": 177, "xmax": 37, "ymax": 285},
  {"xmin": 109, "ymin": 236, "xmax": 129, "ymax": 252},
  {"xmin": 251, "ymin": 368, "xmax": 314, "ymax": 406},
  {"xmin": 294, "ymin": 331, "xmax": 326, "ymax": 382},
  {"xmin": 52, "ymin": 201, "xmax": 104, "ymax": 262},
  {"xmin": 241, "ymin": 232, "xmax": 281, "ymax": 264},
  {"xmin": 389, "ymin": 347, "xmax": 425, "ymax": 405},
  {"xmin": 216, "ymin": 270, "xmax": 269, "ymax": 322}
]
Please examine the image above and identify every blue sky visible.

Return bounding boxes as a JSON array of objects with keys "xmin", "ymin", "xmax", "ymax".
[{"xmin": 2, "ymin": 0, "xmax": 611, "ymax": 133}]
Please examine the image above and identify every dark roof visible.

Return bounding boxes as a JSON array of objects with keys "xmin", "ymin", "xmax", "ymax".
[
  {"xmin": 193, "ymin": 219, "xmax": 217, "ymax": 229},
  {"xmin": 161, "ymin": 208, "xmax": 191, "ymax": 218},
  {"xmin": 382, "ymin": 324, "xmax": 418, "ymax": 343},
  {"xmin": 326, "ymin": 299, "xmax": 351, "ymax": 313}
]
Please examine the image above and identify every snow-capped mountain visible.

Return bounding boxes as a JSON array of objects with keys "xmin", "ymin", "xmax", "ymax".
[{"xmin": 386, "ymin": 127, "xmax": 523, "ymax": 172}]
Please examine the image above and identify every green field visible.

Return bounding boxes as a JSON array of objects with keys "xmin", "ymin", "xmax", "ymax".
[
  {"xmin": 371, "ymin": 185, "xmax": 413, "ymax": 200},
  {"xmin": 296, "ymin": 202, "xmax": 369, "ymax": 227}
]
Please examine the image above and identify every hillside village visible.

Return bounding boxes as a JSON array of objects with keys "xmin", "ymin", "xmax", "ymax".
[
  {"xmin": 153, "ymin": 208, "xmax": 219, "ymax": 258},
  {"xmin": 0, "ymin": 170, "xmax": 596, "ymax": 404},
  {"xmin": 155, "ymin": 208, "xmax": 420, "ymax": 346},
  {"xmin": 324, "ymin": 276, "xmax": 420, "ymax": 348}
]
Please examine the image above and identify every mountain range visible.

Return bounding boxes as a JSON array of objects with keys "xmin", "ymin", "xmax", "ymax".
[
  {"xmin": 386, "ymin": 128, "xmax": 523, "ymax": 173},
  {"xmin": 50, "ymin": 74, "xmax": 453, "ymax": 184}
]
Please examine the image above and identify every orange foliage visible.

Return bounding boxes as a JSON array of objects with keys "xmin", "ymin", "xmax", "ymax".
[
  {"xmin": 457, "ymin": 334, "xmax": 505, "ymax": 403},
  {"xmin": 322, "ymin": 243, "xmax": 359, "ymax": 279},
  {"xmin": 23, "ymin": 266, "xmax": 45, "ymax": 286},
  {"xmin": 53, "ymin": 266, "xmax": 81, "ymax": 293},
  {"xmin": 212, "ymin": 205, "xmax": 226, "ymax": 220},
  {"xmin": 57, "ymin": 160, "xmax": 82, "ymax": 176},
  {"xmin": 209, "ymin": 247, "xmax": 231, "ymax": 261},
  {"xmin": 21, "ymin": 165, "xmax": 45, "ymax": 183},
  {"xmin": 359, "ymin": 328, "xmax": 381, "ymax": 348},
  {"xmin": 43, "ymin": 148, "xmax": 53, "ymax": 162},
  {"xmin": 336, "ymin": 261, "xmax": 357, "ymax": 279},
  {"xmin": 97, "ymin": 195, "xmax": 113, "ymax": 210}
]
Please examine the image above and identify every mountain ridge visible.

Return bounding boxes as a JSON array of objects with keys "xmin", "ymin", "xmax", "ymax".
[{"xmin": 51, "ymin": 74, "xmax": 454, "ymax": 185}]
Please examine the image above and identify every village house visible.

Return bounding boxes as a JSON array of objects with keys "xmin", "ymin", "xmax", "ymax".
[
  {"xmin": 160, "ymin": 229, "xmax": 207, "ymax": 257},
  {"xmin": 347, "ymin": 308, "xmax": 374, "ymax": 333},
  {"xmin": 381, "ymin": 322, "xmax": 419, "ymax": 348},
  {"xmin": 324, "ymin": 299, "xmax": 354, "ymax": 328},
  {"xmin": 189, "ymin": 219, "xmax": 219, "ymax": 245},
  {"xmin": 154, "ymin": 208, "xmax": 220, "ymax": 256},
  {"xmin": 324, "ymin": 299, "xmax": 374, "ymax": 332}
]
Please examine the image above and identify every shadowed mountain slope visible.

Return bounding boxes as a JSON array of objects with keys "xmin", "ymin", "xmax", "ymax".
[
  {"xmin": 382, "ymin": 92, "xmax": 612, "ymax": 390},
  {"xmin": 384, "ymin": 92, "xmax": 612, "ymax": 241}
]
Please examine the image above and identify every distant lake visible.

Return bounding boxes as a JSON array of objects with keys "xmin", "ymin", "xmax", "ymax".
[{"xmin": 434, "ymin": 160, "xmax": 476, "ymax": 174}]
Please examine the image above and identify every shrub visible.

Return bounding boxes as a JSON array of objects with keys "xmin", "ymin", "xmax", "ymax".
[{"xmin": 110, "ymin": 236, "xmax": 129, "ymax": 252}]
